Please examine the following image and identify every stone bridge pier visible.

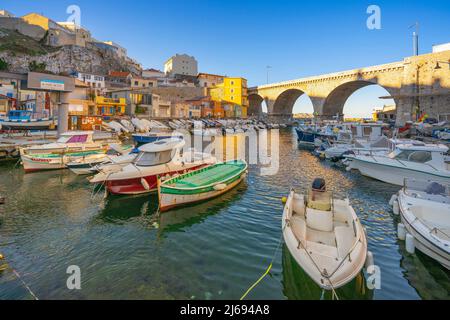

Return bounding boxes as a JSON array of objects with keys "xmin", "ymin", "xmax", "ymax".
[{"xmin": 248, "ymin": 50, "xmax": 450, "ymax": 125}]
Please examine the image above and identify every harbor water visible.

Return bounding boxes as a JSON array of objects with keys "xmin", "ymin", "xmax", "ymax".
[{"xmin": 0, "ymin": 129, "xmax": 449, "ymax": 300}]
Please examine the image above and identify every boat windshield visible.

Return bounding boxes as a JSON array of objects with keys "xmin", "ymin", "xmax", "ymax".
[
  {"xmin": 135, "ymin": 150, "xmax": 174, "ymax": 166},
  {"xmin": 392, "ymin": 150, "xmax": 432, "ymax": 163},
  {"xmin": 404, "ymin": 179, "xmax": 450, "ymax": 203}
]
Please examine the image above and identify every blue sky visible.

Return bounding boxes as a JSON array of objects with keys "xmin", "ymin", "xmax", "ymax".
[{"xmin": 3, "ymin": 0, "xmax": 450, "ymax": 117}]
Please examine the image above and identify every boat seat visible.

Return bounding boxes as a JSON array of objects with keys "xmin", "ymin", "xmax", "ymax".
[
  {"xmin": 335, "ymin": 226, "xmax": 356, "ymax": 259},
  {"xmin": 305, "ymin": 207, "xmax": 333, "ymax": 232},
  {"xmin": 306, "ymin": 227, "xmax": 336, "ymax": 247},
  {"xmin": 292, "ymin": 194, "xmax": 305, "ymax": 216},
  {"xmin": 290, "ymin": 215, "xmax": 307, "ymax": 246},
  {"xmin": 306, "ymin": 241, "xmax": 339, "ymax": 259},
  {"xmin": 307, "ymin": 191, "xmax": 332, "ymax": 211}
]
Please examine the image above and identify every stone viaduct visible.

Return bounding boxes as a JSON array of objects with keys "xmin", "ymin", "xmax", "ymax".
[{"xmin": 248, "ymin": 50, "xmax": 450, "ymax": 125}]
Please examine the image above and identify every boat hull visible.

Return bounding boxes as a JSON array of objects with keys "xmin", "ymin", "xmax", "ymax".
[
  {"xmin": 0, "ymin": 119, "xmax": 56, "ymax": 131},
  {"xmin": 21, "ymin": 150, "xmax": 106, "ymax": 173},
  {"xmin": 398, "ymin": 192, "xmax": 450, "ymax": 270},
  {"xmin": 105, "ymin": 164, "xmax": 206, "ymax": 195},
  {"xmin": 346, "ymin": 157, "xmax": 450, "ymax": 186}
]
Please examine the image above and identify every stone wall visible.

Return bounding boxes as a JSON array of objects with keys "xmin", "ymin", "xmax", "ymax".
[{"xmin": 0, "ymin": 17, "xmax": 46, "ymax": 40}]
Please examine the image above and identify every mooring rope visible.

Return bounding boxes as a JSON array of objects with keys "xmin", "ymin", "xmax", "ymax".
[
  {"xmin": 0, "ymin": 254, "xmax": 38, "ymax": 300},
  {"xmin": 240, "ymin": 233, "xmax": 283, "ymax": 300}
]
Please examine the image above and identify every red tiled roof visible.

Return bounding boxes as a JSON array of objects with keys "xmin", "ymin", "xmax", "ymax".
[
  {"xmin": 197, "ymin": 72, "xmax": 225, "ymax": 78},
  {"xmin": 144, "ymin": 68, "xmax": 163, "ymax": 73},
  {"xmin": 108, "ymin": 71, "xmax": 131, "ymax": 78}
]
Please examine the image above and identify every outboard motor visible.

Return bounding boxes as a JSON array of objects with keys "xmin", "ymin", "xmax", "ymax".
[{"xmin": 312, "ymin": 178, "xmax": 326, "ymax": 192}]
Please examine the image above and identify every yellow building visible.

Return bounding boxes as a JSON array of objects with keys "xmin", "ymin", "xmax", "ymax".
[
  {"xmin": 95, "ymin": 96, "xmax": 126, "ymax": 116},
  {"xmin": 209, "ymin": 77, "xmax": 248, "ymax": 118}
]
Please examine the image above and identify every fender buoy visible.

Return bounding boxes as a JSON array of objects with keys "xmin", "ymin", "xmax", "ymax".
[
  {"xmin": 213, "ymin": 183, "xmax": 227, "ymax": 191},
  {"xmin": 405, "ymin": 233, "xmax": 415, "ymax": 254},
  {"xmin": 393, "ymin": 200, "xmax": 399, "ymax": 215},
  {"xmin": 397, "ymin": 223, "xmax": 406, "ymax": 240},
  {"xmin": 365, "ymin": 251, "xmax": 374, "ymax": 270},
  {"xmin": 389, "ymin": 194, "xmax": 398, "ymax": 207},
  {"xmin": 281, "ymin": 196, "xmax": 287, "ymax": 204},
  {"xmin": 141, "ymin": 178, "xmax": 150, "ymax": 190}
]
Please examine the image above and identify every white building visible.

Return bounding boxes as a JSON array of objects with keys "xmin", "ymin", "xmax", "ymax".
[
  {"xmin": 164, "ymin": 54, "xmax": 198, "ymax": 77},
  {"xmin": 0, "ymin": 9, "xmax": 14, "ymax": 17},
  {"xmin": 75, "ymin": 72, "xmax": 105, "ymax": 95},
  {"xmin": 432, "ymin": 42, "xmax": 450, "ymax": 53}
]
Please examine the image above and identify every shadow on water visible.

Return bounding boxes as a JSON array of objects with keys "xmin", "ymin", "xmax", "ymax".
[
  {"xmin": 396, "ymin": 230, "xmax": 450, "ymax": 300},
  {"xmin": 157, "ymin": 181, "xmax": 247, "ymax": 236},
  {"xmin": 281, "ymin": 245, "xmax": 374, "ymax": 300},
  {"xmin": 97, "ymin": 193, "xmax": 159, "ymax": 223}
]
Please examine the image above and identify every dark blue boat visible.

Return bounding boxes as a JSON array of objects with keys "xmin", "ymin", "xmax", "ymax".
[
  {"xmin": 132, "ymin": 133, "xmax": 183, "ymax": 147},
  {"xmin": 295, "ymin": 127, "xmax": 335, "ymax": 147}
]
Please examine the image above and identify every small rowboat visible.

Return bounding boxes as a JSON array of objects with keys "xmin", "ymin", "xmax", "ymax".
[
  {"xmin": 282, "ymin": 179, "xmax": 370, "ymax": 290},
  {"xmin": 157, "ymin": 159, "xmax": 248, "ymax": 212}
]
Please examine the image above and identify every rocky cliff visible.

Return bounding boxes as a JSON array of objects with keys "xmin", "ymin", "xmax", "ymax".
[{"xmin": 0, "ymin": 28, "xmax": 141, "ymax": 75}]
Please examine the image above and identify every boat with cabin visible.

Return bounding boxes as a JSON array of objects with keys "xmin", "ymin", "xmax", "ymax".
[
  {"xmin": 394, "ymin": 179, "xmax": 450, "ymax": 269},
  {"xmin": 0, "ymin": 110, "xmax": 57, "ymax": 131},
  {"xmin": 89, "ymin": 138, "xmax": 216, "ymax": 195},
  {"xmin": 344, "ymin": 142, "xmax": 450, "ymax": 186}
]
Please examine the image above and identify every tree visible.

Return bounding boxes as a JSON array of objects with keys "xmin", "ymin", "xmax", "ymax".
[
  {"xmin": 0, "ymin": 58, "xmax": 8, "ymax": 71},
  {"xmin": 29, "ymin": 60, "xmax": 47, "ymax": 72}
]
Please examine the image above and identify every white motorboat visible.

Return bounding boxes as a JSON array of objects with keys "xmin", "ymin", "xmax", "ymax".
[
  {"xmin": 394, "ymin": 179, "xmax": 450, "ymax": 269},
  {"xmin": 282, "ymin": 179, "xmax": 369, "ymax": 290},
  {"xmin": 105, "ymin": 121, "xmax": 128, "ymax": 133},
  {"xmin": 67, "ymin": 144, "xmax": 133, "ymax": 175},
  {"xmin": 345, "ymin": 142, "xmax": 450, "ymax": 186},
  {"xmin": 120, "ymin": 119, "xmax": 135, "ymax": 132},
  {"xmin": 131, "ymin": 118, "xmax": 150, "ymax": 132},
  {"xmin": 324, "ymin": 123, "xmax": 389, "ymax": 160},
  {"xmin": 89, "ymin": 138, "xmax": 216, "ymax": 195}
]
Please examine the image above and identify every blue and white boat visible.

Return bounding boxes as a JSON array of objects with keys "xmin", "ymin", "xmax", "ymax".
[
  {"xmin": 132, "ymin": 132, "xmax": 184, "ymax": 146},
  {"xmin": 0, "ymin": 110, "xmax": 57, "ymax": 131},
  {"xmin": 295, "ymin": 125, "xmax": 335, "ymax": 147}
]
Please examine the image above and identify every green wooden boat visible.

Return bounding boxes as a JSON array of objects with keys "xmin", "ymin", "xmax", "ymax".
[{"xmin": 157, "ymin": 159, "xmax": 247, "ymax": 212}]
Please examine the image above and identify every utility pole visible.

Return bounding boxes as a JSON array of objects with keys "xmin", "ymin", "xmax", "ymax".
[{"xmin": 408, "ymin": 22, "xmax": 420, "ymax": 121}]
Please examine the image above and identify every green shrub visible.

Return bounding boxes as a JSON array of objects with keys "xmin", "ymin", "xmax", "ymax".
[
  {"xmin": 0, "ymin": 58, "xmax": 8, "ymax": 71},
  {"xmin": 29, "ymin": 60, "xmax": 47, "ymax": 72}
]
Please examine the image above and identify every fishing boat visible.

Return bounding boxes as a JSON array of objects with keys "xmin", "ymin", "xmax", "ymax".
[
  {"xmin": 394, "ymin": 179, "xmax": 450, "ymax": 269},
  {"xmin": 0, "ymin": 110, "xmax": 57, "ymax": 131},
  {"xmin": 157, "ymin": 159, "xmax": 247, "ymax": 212},
  {"xmin": 89, "ymin": 138, "xmax": 216, "ymax": 195},
  {"xmin": 20, "ymin": 131, "xmax": 109, "ymax": 172},
  {"xmin": 67, "ymin": 144, "xmax": 133, "ymax": 175},
  {"xmin": 295, "ymin": 125, "xmax": 335, "ymax": 147},
  {"xmin": 282, "ymin": 179, "xmax": 369, "ymax": 290},
  {"xmin": 344, "ymin": 142, "xmax": 450, "ymax": 186}
]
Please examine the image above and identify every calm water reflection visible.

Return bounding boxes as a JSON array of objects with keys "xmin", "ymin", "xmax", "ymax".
[{"xmin": 0, "ymin": 129, "xmax": 449, "ymax": 299}]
